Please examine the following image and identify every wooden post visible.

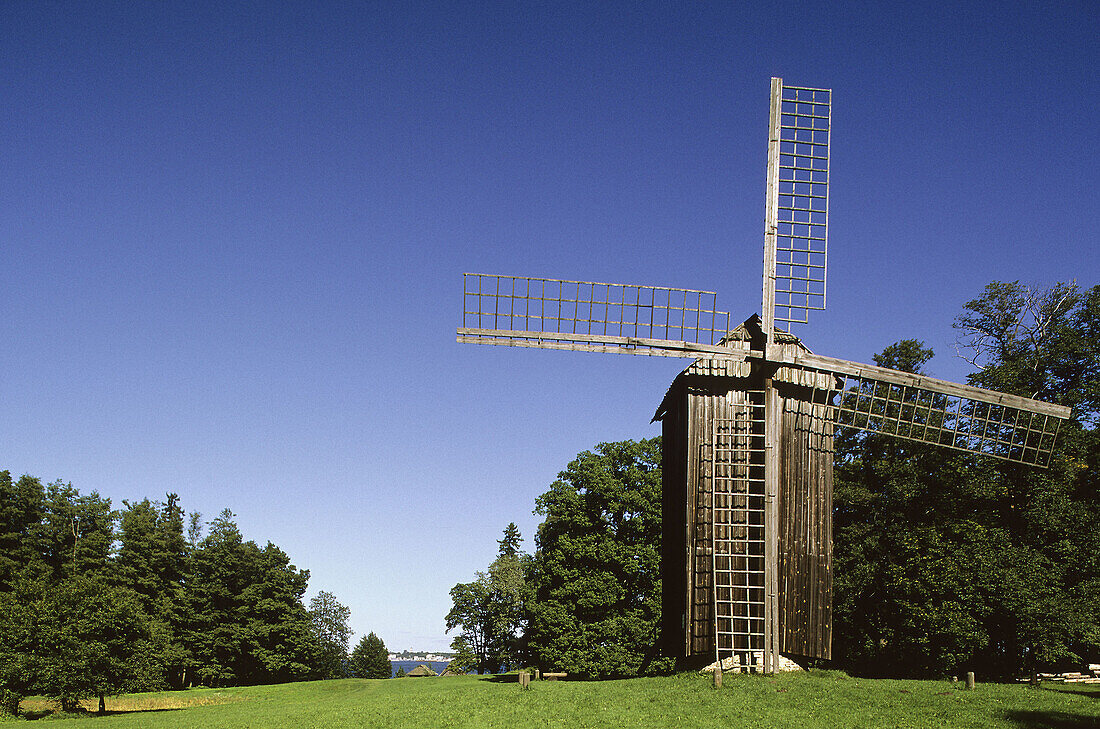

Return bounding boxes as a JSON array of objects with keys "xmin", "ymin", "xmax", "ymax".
[
  {"xmin": 761, "ymin": 77, "xmax": 783, "ymax": 347},
  {"xmin": 533, "ymin": 668, "xmax": 540, "ymax": 681},
  {"xmin": 713, "ymin": 664, "xmax": 723, "ymax": 688},
  {"xmin": 966, "ymin": 672, "xmax": 975, "ymax": 690},
  {"xmin": 763, "ymin": 380, "xmax": 781, "ymax": 674},
  {"xmin": 519, "ymin": 671, "xmax": 530, "ymax": 688}
]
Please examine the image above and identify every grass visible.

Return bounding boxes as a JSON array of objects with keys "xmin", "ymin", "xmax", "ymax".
[{"xmin": 13, "ymin": 671, "xmax": 1100, "ymax": 728}]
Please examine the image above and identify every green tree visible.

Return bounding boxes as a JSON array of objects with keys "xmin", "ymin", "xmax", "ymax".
[
  {"xmin": 833, "ymin": 283, "xmax": 1100, "ymax": 678},
  {"xmin": 41, "ymin": 481, "xmax": 114, "ymax": 582},
  {"xmin": 309, "ymin": 590, "xmax": 351, "ymax": 679},
  {"xmin": 187, "ymin": 509, "xmax": 315, "ymax": 686},
  {"xmin": 498, "ymin": 522, "xmax": 522, "ymax": 557},
  {"xmin": 0, "ymin": 472, "xmax": 46, "ymax": 590},
  {"xmin": 237, "ymin": 543, "xmax": 315, "ymax": 684},
  {"xmin": 524, "ymin": 439, "xmax": 664, "ymax": 678},
  {"xmin": 115, "ymin": 495, "xmax": 191, "ymax": 688},
  {"xmin": 446, "ymin": 525, "xmax": 527, "ymax": 674},
  {"xmin": 32, "ymin": 577, "xmax": 157, "ymax": 712},
  {"xmin": 0, "ymin": 579, "xmax": 41, "ymax": 715},
  {"xmin": 349, "ymin": 632, "xmax": 391, "ymax": 679}
]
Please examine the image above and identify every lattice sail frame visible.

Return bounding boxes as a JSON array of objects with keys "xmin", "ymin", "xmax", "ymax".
[
  {"xmin": 773, "ymin": 359, "xmax": 1066, "ymax": 467},
  {"xmin": 763, "ymin": 79, "xmax": 831, "ymax": 337},
  {"xmin": 458, "ymin": 273, "xmax": 742, "ymax": 359}
]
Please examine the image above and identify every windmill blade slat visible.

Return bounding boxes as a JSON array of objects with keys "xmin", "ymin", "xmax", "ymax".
[
  {"xmin": 773, "ymin": 352, "xmax": 1072, "ymax": 467},
  {"xmin": 460, "ymin": 273, "xmax": 744, "ymax": 359}
]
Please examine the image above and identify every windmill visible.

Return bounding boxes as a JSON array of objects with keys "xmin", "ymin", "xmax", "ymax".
[{"xmin": 456, "ymin": 78, "xmax": 1072, "ymax": 673}]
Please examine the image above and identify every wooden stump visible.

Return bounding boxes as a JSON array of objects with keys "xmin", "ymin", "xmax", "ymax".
[
  {"xmin": 966, "ymin": 672, "xmax": 976, "ymax": 690},
  {"xmin": 713, "ymin": 665, "xmax": 723, "ymax": 688}
]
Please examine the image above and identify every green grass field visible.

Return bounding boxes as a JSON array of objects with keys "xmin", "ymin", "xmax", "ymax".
[{"xmin": 16, "ymin": 671, "xmax": 1100, "ymax": 728}]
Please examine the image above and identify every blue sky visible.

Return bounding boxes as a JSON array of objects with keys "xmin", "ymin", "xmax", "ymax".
[{"xmin": 2, "ymin": 1, "xmax": 1096, "ymax": 651}]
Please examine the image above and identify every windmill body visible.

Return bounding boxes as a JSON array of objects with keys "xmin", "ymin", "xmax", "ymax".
[
  {"xmin": 457, "ymin": 79, "xmax": 1072, "ymax": 672},
  {"xmin": 653, "ymin": 317, "xmax": 834, "ymax": 667}
]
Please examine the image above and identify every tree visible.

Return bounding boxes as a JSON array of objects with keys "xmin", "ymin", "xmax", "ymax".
[
  {"xmin": 115, "ymin": 495, "xmax": 191, "ymax": 689},
  {"xmin": 40, "ymin": 481, "xmax": 114, "ymax": 582},
  {"xmin": 953, "ymin": 281, "xmax": 1095, "ymax": 416},
  {"xmin": 236, "ymin": 543, "xmax": 315, "ymax": 684},
  {"xmin": 0, "ymin": 472, "xmax": 46, "ymax": 590},
  {"xmin": 524, "ymin": 439, "xmax": 665, "ymax": 678},
  {"xmin": 446, "ymin": 525, "xmax": 527, "ymax": 674},
  {"xmin": 349, "ymin": 632, "xmax": 390, "ymax": 679},
  {"xmin": 187, "ymin": 509, "xmax": 315, "ymax": 686},
  {"xmin": 309, "ymin": 591, "xmax": 351, "ymax": 679},
  {"xmin": 0, "ymin": 579, "xmax": 41, "ymax": 715},
  {"xmin": 32, "ymin": 577, "xmax": 157, "ymax": 712},
  {"xmin": 832, "ymin": 283, "xmax": 1100, "ymax": 677},
  {"xmin": 498, "ymin": 523, "xmax": 522, "ymax": 557}
]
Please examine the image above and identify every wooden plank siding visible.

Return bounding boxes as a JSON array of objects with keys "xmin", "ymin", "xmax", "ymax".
[{"xmin": 777, "ymin": 394, "xmax": 834, "ymax": 660}]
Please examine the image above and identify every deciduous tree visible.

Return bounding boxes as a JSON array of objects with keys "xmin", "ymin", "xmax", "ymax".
[
  {"xmin": 833, "ymin": 283, "xmax": 1100, "ymax": 677},
  {"xmin": 309, "ymin": 590, "xmax": 351, "ymax": 679},
  {"xmin": 524, "ymin": 439, "xmax": 666, "ymax": 678},
  {"xmin": 446, "ymin": 525, "xmax": 527, "ymax": 674}
]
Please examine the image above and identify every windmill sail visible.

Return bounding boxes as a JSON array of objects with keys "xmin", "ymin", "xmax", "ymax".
[
  {"xmin": 771, "ymin": 351, "xmax": 1072, "ymax": 467},
  {"xmin": 458, "ymin": 273, "xmax": 746, "ymax": 360},
  {"xmin": 762, "ymin": 79, "xmax": 831, "ymax": 342}
]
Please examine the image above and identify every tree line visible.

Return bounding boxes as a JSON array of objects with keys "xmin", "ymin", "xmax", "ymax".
[
  {"xmin": 447, "ymin": 281, "xmax": 1100, "ymax": 679},
  {"xmin": 0, "ymin": 483, "xmax": 390, "ymax": 715}
]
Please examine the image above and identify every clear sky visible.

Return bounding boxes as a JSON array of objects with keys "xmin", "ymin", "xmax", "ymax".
[{"xmin": 2, "ymin": 1, "xmax": 1097, "ymax": 651}]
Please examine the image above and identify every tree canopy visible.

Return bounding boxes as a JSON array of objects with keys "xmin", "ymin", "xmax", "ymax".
[
  {"xmin": 349, "ymin": 632, "xmax": 391, "ymax": 679},
  {"xmin": 833, "ymin": 282, "xmax": 1100, "ymax": 678},
  {"xmin": 524, "ymin": 438, "xmax": 666, "ymax": 678},
  {"xmin": 309, "ymin": 591, "xmax": 352, "ymax": 680}
]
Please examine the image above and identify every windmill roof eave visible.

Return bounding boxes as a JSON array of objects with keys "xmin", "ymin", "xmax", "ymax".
[{"xmin": 651, "ymin": 314, "xmax": 811, "ymax": 422}]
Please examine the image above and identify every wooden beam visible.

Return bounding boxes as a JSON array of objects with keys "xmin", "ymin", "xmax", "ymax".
[
  {"xmin": 457, "ymin": 328, "xmax": 750, "ymax": 361},
  {"xmin": 763, "ymin": 380, "xmax": 781, "ymax": 674},
  {"xmin": 761, "ymin": 77, "xmax": 783, "ymax": 348}
]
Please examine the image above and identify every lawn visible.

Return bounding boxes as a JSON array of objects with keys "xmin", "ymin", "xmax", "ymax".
[{"xmin": 16, "ymin": 671, "xmax": 1100, "ymax": 728}]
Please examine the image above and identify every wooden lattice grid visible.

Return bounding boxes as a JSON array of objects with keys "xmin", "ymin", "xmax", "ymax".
[
  {"xmin": 774, "ymin": 84, "xmax": 830, "ymax": 329},
  {"xmin": 710, "ymin": 402, "xmax": 767, "ymax": 666},
  {"xmin": 461, "ymin": 273, "xmax": 733, "ymax": 345},
  {"xmin": 802, "ymin": 371, "xmax": 1063, "ymax": 467}
]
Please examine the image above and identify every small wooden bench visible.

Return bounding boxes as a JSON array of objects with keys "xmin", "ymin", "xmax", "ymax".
[{"xmin": 543, "ymin": 672, "xmax": 567, "ymax": 681}]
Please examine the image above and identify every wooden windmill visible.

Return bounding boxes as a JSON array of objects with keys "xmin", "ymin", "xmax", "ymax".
[{"xmin": 457, "ymin": 78, "xmax": 1072, "ymax": 673}]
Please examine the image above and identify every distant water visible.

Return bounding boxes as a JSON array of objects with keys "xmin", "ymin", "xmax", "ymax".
[{"xmin": 390, "ymin": 660, "xmax": 452, "ymax": 678}]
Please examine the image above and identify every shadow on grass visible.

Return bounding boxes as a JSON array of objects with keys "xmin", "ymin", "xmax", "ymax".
[
  {"xmin": 1038, "ymin": 686, "xmax": 1100, "ymax": 700},
  {"xmin": 22, "ymin": 707, "xmax": 186, "ymax": 720},
  {"xmin": 477, "ymin": 674, "xmax": 520, "ymax": 683},
  {"xmin": 1003, "ymin": 710, "xmax": 1100, "ymax": 729}
]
